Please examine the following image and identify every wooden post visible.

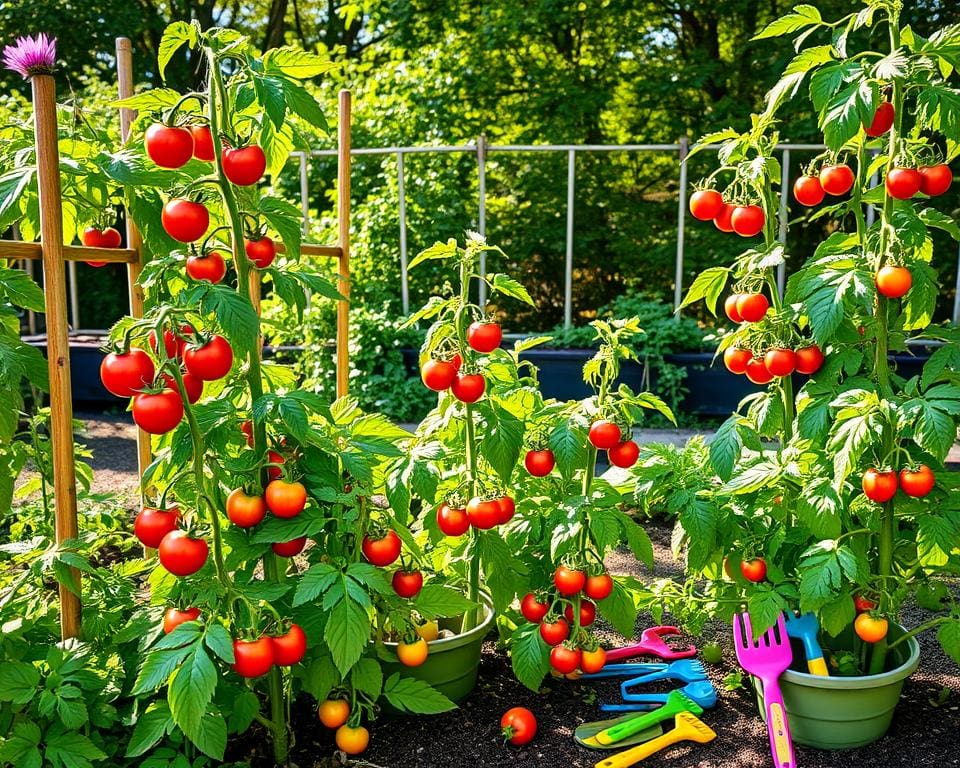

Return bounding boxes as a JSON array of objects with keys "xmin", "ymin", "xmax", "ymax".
[
  {"xmin": 336, "ymin": 90, "xmax": 351, "ymax": 399},
  {"xmin": 32, "ymin": 74, "xmax": 81, "ymax": 640},
  {"xmin": 115, "ymin": 38, "xmax": 153, "ymax": 486}
]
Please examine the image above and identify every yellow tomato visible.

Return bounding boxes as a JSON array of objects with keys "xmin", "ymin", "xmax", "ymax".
[
  {"xmin": 335, "ymin": 724, "xmax": 369, "ymax": 755},
  {"xmin": 318, "ymin": 699, "xmax": 350, "ymax": 729},
  {"xmin": 415, "ymin": 620, "xmax": 439, "ymax": 642},
  {"xmin": 397, "ymin": 637, "xmax": 429, "ymax": 667}
]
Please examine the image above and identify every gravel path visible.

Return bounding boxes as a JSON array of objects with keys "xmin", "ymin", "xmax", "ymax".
[{"xmin": 72, "ymin": 413, "xmax": 960, "ymax": 767}]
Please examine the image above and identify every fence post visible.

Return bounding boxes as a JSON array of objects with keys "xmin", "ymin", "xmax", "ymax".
[
  {"xmin": 336, "ymin": 90, "xmax": 351, "ymax": 399},
  {"xmin": 564, "ymin": 149, "xmax": 575, "ymax": 329},
  {"xmin": 397, "ymin": 151, "xmax": 409, "ymax": 314},
  {"xmin": 116, "ymin": 37, "xmax": 152, "ymax": 490},
  {"xmin": 298, "ymin": 152, "xmax": 310, "ymax": 236},
  {"xmin": 674, "ymin": 137, "xmax": 689, "ymax": 312},
  {"xmin": 68, "ymin": 261, "xmax": 79, "ymax": 327},
  {"xmin": 32, "ymin": 72, "xmax": 81, "ymax": 640},
  {"xmin": 477, "ymin": 134, "xmax": 487, "ymax": 307},
  {"xmin": 777, "ymin": 148, "xmax": 790, "ymax": 297}
]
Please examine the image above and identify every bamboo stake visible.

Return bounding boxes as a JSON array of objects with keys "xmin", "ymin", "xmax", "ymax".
[
  {"xmin": 115, "ymin": 38, "xmax": 153, "ymax": 488},
  {"xmin": 32, "ymin": 73, "xmax": 81, "ymax": 640},
  {"xmin": 336, "ymin": 90, "xmax": 351, "ymax": 399}
]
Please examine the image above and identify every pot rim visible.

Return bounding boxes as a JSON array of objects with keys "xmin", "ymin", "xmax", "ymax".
[
  {"xmin": 780, "ymin": 632, "xmax": 921, "ymax": 689},
  {"xmin": 384, "ymin": 592, "xmax": 494, "ymax": 653}
]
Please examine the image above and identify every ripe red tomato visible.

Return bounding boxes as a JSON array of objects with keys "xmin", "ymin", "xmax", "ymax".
[
  {"xmin": 713, "ymin": 202, "xmax": 735, "ymax": 232},
  {"xmin": 162, "ymin": 199, "xmax": 209, "ymax": 243},
  {"xmin": 241, "ymin": 419, "xmax": 255, "ymax": 446},
  {"xmin": 265, "ymin": 479, "xmax": 307, "ymax": 519},
  {"xmin": 158, "ymin": 530, "xmax": 208, "ymax": 576},
  {"xmin": 550, "ymin": 645, "xmax": 582, "ymax": 674},
  {"xmin": 885, "ymin": 167, "xmax": 921, "ymax": 200},
  {"xmin": 134, "ymin": 505, "xmax": 180, "ymax": 548},
  {"xmin": 271, "ymin": 623, "xmax": 307, "ymax": 666},
  {"xmin": 272, "ymin": 537, "xmax": 307, "ymax": 557},
  {"xmin": 362, "ymin": 530, "xmax": 401, "ymax": 566},
  {"xmin": 467, "ymin": 321, "xmax": 502, "ymax": 353},
  {"xmin": 520, "ymin": 593, "xmax": 550, "ymax": 623},
  {"xmin": 162, "ymin": 372, "xmax": 203, "ymax": 404},
  {"xmin": 736, "ymin": 293, "xmax": 769, "ymax": 323},
  {"xmin": 501, "ymin": 707, "xmax": 537, "ymax": 746},
  {"xmin": 223, "ymin": 145, "xmax": 267, "ymax": 186},
  {"xmin": 267, "ymin": 450, "xmax": 285, "ymax": 481},
  {"xmin": 466, "ymin": 497, "xmax": 500, "ymax": 529},
  {"xmin": 436, "ymin": 503, "xmax": 470, "ymax": 536},
  {"xmin": 731, "ymin": 204, "xmax": 765, "ymax": 237},
  {"xmin": 899, "ymin": 465, "xmax": 935, "ymax": 498},
  {"xmin": 689, "ymin": 189, "xmax": 724, "ymax": 221},
  {"xmin": 100, "ymin": 349, "xmax": 155, "ymax": 398},
  {"xmin": 226, "ymin": 488, "xmax": 267, "ymax": 528},
  {"xmin": 554, "ymin": 565, "xmax": 586, "ymax": 595},
  {"xmin": 875, "ymin": 265, "xmax": 911, "ymax": 298},
  {"xmin": 764, "ymin": 348, "xmax": 796, "ymax": 377},
  {"xmin": 392, "ymin": 569, "xmax": 424, "ymax": 598},
  {"xmin": 163, "ymin": 607, "xmax": 200, "ymax": 634},
  {"xmin": 745, "ymin": 358, "xmax": 774, "ymax": 385},
  {"xmin": 580, "ymin": 646, "xmax": 607, "ymax": 674},
  {"xmin": 184, "ymin": 335, "xmax": 233, "ymax": 381},
  {"xmin": 82, "ymin": 226, "xmax": 121, "ymax": 265},
  {"xmin": 496, "ymin": 495, "xmax": 516, "ymax": 524},
  {"xmin": 740, "ymin": 558, "xmax": 767, "ymax": 582},
  {"xmin": 584, "ymin": 573, "xmax": 613, "ymax": 600},
  {"xmin": 919, "ymin": 164, "xmax": 952, "ymax": 196},
  {"xmin": 724, "ymin": 294, "xmax": 744, "ymax": 323},
  {"xmin": 819, "ymin": 164, "xmax": 855, "ymax": 196},
  {"xmin": 538, "ymin": 617, "xmax": 569, "ymax": 646},
  {"xmin": 724, "ymin": 347, "xmax": 753, "ymax": 375},
  {"xmin": 451, "ymin": 372, "xmax": 485, "ymax": 403},
  {"xmin": 525, "ymin": 449, "xmax": 555, "ymax": 476},
  {"xmin": 608, "ymin": 440, "xmax": 639, "ymax": 468},
  {"xmin": 862, "ymin": 468, "xmax": 898, "ymax": 502},
  {"xmin": 189, "ymin": 125, "xmax": 215, "ymax": 161},
  {"xmin": 144, "ymin": 123, "xmax": 193, "ymax": 168},
  {"xmin": 793, "ymin": 175, "xmax": 825, "ymax": 206},
  {"xmin": 854, "ymin": 594, "xmax": 877, "ymax": 613},
  {"xmin": 245, "ymin": 236, "xmax": 276, "ymax": 268},
  {"xmin": 186, "ymin": 250, "xmax": 227, "ymax": 283},
  {"xmin": 149, "ymin": 329, "xmax": 181, "ymax": 360},
  {"xmin": 563, "ymin": 599, "xmax": 596, "ymax": 627},
  {"xmin": 794, "ymin": 344, "xmax": 824, "ymax": 375},
  {"xmin": 854, "ymin": 613, "xmax": 888, "ymax": 643},
  {"xmin": 233, "ymin": 637, "xmax": 274, "ymax": 677},
  {"xmin": 865, "ymin": 101, "xmax": 894, "ymax": 137},
  {"xmin": 588, "ymin": 420, "xmax": 622, "ymax": 450},
  {"xmin": 133, "ymin": 389, "xmax": 184, "ymax": 434},
  {"xmin": 421, "ymin": 359, "xmax": 457, "ymax": 391}
]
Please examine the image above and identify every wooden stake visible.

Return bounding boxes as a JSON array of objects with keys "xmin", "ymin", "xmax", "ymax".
[
  {"xmin": 32, "ymin": 74, "xmax": 81, "ymax": 640},
  {"xmin": 115, "ymin": 38, "xmax": 153, "ymax": 488},
  {"xmin": 336, "ymin": 90, "xmax": 351, "ymax": 399}
]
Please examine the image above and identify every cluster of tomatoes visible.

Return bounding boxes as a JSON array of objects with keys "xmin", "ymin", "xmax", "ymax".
[
  {"xmin": 587, "ymin": 420, "xmax": 640, "ymax": 468},
  {"xmin": 862, "ymin": 465, "xmax": 936, "ymax": 502},
  {"xmin": 99, "ymin": 327, "xmax": 233, "ymax": 435},
  {"xmin": 851, "ymin": 594, "xmax": 888, "ymax": 644},
  {"xmin": 522, "ymin": 565, "xmax": 614, "ymax": 676},
  {"xmin": 436, "ymin": 492, "xmax": 515, "ymax": 535},
  {"xmin": 420, "ymin": 320, "xmax": 502, "ymax": 402},
  {"xmin": 688, "ymin": 189, "xmax": 766, "ymax": 237}
]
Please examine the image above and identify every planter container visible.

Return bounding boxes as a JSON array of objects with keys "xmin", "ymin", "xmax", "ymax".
[
  {"xmin": 383, "ymin": 593, "xmax": 494, "ymax": 706},
  {"xmin": 752, "ymin": 626, "xmax": 920, "ymax": 749}
]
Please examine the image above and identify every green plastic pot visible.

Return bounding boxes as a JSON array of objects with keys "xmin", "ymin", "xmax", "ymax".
[
  {"xmin": 383, "ymin": 593, "xmax": 494, "ymax": 706},
  {"xmin": 752, "ymin": 623, "xmax": 920, "ymax": 749}
]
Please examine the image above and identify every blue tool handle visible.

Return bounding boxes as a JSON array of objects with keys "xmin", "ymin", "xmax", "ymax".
[
  {"xmin": 580, "ymin": 663, "xmax": 668, "ymax": 679},
  {"xmin": 619, "ymin": 670, "xmax": 669, "ymax": 696},
  {"xmin": 620, "ymin": 691, "xmax": 669, "ymax": 704},
  {"xmin": 599, "ymin": 703, "xmax": 659, "ymax": 713}
]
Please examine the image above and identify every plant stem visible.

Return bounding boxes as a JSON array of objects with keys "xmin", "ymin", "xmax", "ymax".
[{"xmin": 887, "ymin": 616, "xmax": 949, "ymax": 651}]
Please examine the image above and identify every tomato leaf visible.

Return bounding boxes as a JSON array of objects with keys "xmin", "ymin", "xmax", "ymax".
[
  {"xmin": 413, "ymin": 584, "xmax": 477, "ymax": 620},
  {"xmin": 480, "ymin": 531, "xmax": 526, "ymax": 614},
  {"xmin": 478, "ymin": 404, "xmax": 523, "ymax": 484},
  {"xmin": 301, "ymin": 653, "xmax": 340, "ymax": 702},
  {"xmin": 0, "ymin": 661, "xmax": 40, "ymax": 705},
  {"xmin": 188, "ymin": 711, "xmax": 227, "ymax": 760},
  {"xmin": 488, "ymin": 273, "xmax": 535, "ymax": 306},
  {"xmin": 746, "ymin": 587, "xmax": 789, "ymax": 638},
  {"xmin": 228, "ymin": 691, "xmax": 261, "ymax": 734},
  {"xmin": 158, "ymin": 21, "xmax": 200, "ymax": 81},
  {"xmin": 169, "ymin": 646, "xmax": 218, "ymax": 747},
  {"xmin": 293, "ymin": 563, "xmax": 339, "ymax": 606},
  {"xmin": 44, "ymin": 731, "xmax": 107, "ymax": 768},
  {"xmin": 324, "ymin": 596, "xmax": 369, "ymax": 676},
  {"xmin": 937, "ymin": 620, "xmax": 960, "ymax": 666},
  {"xmin": 598, "ymin": 579, "xmax": 638, "ymax": 638},
  {"xmin": 678, "ymin": 266, "xmax": 729, "ymax": 315},
  {"xmin": 917, "ymin": 511, "xmax": 960, "ymax": 567},
  {"xmin": 382, "ymin": 672, "xmax": 456, "ymax": 714},
  {"xmin": 204, "ymin": 624, "xmax": 235, "ymax": 664},
  {"xmin": 350, "ymin": 657, "xmax": 383, "ymax": 700},
  {"xmin": 549, "ymin": 418, "xmax": 588, "ymax": 481},
  {"xmin": 200, "ymin": 287, "xmax": 260, "ymax": 353},
  {"xmin": 753, "ymin": 4, "xmax": 822, "ymax": 40},
  {"xmin": 818, "ymin": 594, "xmax": 856, "ymax": 638},
  {"xmin": 263, "ymin": 46, "xmax": 337, "ymax": 80},
  {"xmin": 125, "ymin": 701, "xmax": 173, "ymax": 757},
  {"xmin": 509, "ymin": 622, "xmax": 550, "ymax": 692}
]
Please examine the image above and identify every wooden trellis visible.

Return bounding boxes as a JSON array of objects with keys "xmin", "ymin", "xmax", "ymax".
[{"xmin": 1, "ymin": 37, "xmax": 352, "ymax": 641}]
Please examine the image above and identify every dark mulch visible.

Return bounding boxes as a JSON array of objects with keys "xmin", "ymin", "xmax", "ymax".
[{"xmin": 71, "ymin": 413, "xmax": 960, "ymax": 768}]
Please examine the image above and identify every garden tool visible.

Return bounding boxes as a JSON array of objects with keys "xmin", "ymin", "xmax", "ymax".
[
  {"xmin": 574, "ymin": 715, "xmax": 663, "ymax": 750},
  {"xmin": 733, "ymin": 612, "xmax": 796, "ymax": 768},
  {"xmin": 605, "ymin": 626, "xmax": 697, "ymax": 662},
  {"xmin": 618, "ymin": 659, "xmax": 707, "ymax": 697},
  {"xmin": 594, "ymin": 689, "xmax": 704, "ymax": 746},
  {"xmin": 593, "ymin": 711, "xmax": 717, "ymax": 768},
  {"xmin": 600, "ymin": 679, "xmax": 717, "ymax": 711},
  {"xmin": 581, "ymin": 662, "xmax": 670, "ymax": 680},
  {"xmin": 783, "ymin": 610, "xmax": 828, "ymax": 676}
]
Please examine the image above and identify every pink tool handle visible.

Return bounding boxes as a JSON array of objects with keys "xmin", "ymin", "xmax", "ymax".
[
  {"xmin": 604, "ymin": 642, "xmax": 651, "ymax": 662},
  {"xmin": 761, "ymin": 675, "xmax": 796, "ymax": 768},
  {"xmin": 604, "ymin": 641, "xmax": 697, "ymax": 662}
]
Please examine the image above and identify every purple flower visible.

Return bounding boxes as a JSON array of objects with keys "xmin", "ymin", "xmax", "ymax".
[{"xmin": 2, "ymin": 33, "xmax": 57, "ymax": 79}]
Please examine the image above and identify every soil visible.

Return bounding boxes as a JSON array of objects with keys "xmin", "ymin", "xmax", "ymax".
[{"xmin": 70, "ymin": 412, "xmax": 960, "ymax": 768}]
